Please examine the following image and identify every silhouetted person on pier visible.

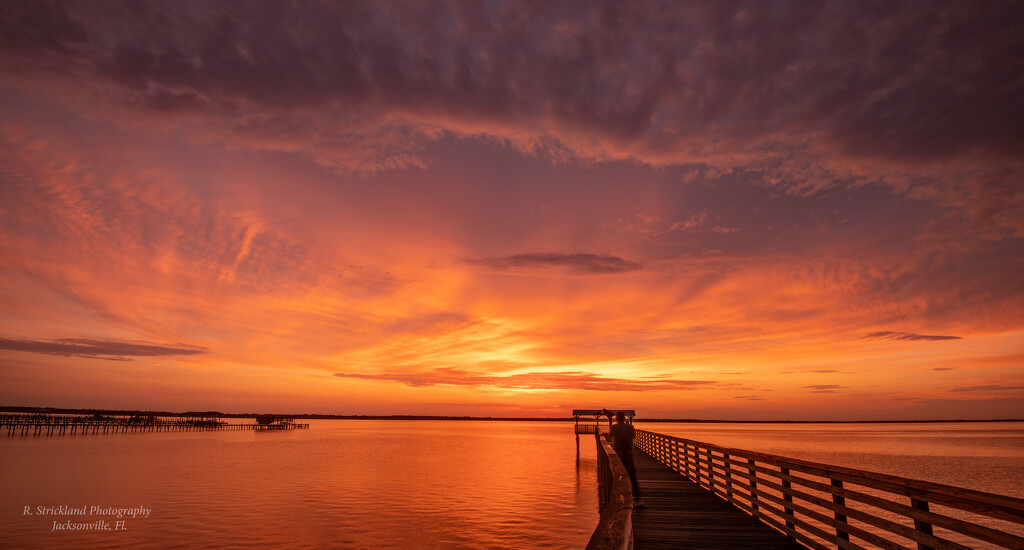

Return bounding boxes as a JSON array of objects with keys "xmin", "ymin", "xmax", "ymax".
[{"xmin": 606, "ymin": 411, "xmax": 642, "ymax": 503}]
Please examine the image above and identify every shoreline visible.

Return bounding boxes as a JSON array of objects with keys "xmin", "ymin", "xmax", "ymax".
[{"xmin": 2, "ymin": 406, "xmax": 1021, "ymax": 424}]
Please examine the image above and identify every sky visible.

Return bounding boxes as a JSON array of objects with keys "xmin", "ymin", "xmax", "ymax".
[{"xmin": 0, "ymin": 1, "xmax": 1022, "ymax": 420}]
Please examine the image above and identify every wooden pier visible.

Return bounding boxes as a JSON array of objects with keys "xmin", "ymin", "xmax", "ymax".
[
  {"xmin": 586, "ymin": 427, "xmax": 1024, "ymax": 550},
  {"xmin": 1, "ymin": 413, "xmax": 310, "ymax": 436}
]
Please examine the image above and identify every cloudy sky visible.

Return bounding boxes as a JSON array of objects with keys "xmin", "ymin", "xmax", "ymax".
[{"xmin": 1, "ymin": 1, "xmax": 1021, "ymax": 419}]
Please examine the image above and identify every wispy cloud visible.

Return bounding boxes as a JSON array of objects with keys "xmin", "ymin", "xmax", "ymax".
[
  {"xmin": 949, "ymin": 385, "xmax": 1024, "ymax": 393},
  {"xmin": 335, "ymin": 368, "xmax": 714, "ymax": 392},
  {"xmin": 0, "ymin": 337, "xmax": 206, "ymax": 361},
  {"xmin": 1, "ymin": 0, "xmax": 1021, "ymax": 243},
  {"xmin": 802, "ymin": 384, "xmax": 846, "ymax": 394},
  {"xmin": 470, "ymin": 253, "xmax": 642, "ymax": 274},
  {"xmin": 656, "ymin": 212, "xmax": 740, "ymax": 236},
  {"xmin": 861, "ymin": 332, "xmax": 962, "ymax": 342}
]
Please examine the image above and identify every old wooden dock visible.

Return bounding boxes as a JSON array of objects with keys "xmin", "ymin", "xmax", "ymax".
[{"xmin": 1, "ymin": 413, "xmax": 310, "ymax": 436}]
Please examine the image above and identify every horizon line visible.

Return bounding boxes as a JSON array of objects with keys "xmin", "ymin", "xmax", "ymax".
[{"xmin": 1, "ymin": 406, "xmax": 1021, "ymax": 424}]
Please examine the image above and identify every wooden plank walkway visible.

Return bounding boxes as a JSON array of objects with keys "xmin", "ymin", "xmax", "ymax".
[{"xmin": 630, "ymin": 446, "xmax": 807, "ymax": 550}]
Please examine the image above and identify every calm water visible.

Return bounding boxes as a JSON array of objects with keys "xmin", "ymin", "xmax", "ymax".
[
  {"xmin": 2, "ymin": 420, "xmax": 1023, "ymax": 549},
  {"xmin": 0, "ymin": 420, "xmax": 600, "ymax": 549}
]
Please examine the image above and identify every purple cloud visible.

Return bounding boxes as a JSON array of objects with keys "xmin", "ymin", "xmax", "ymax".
[
  {"xmin": 862, "ymin": 331, "xmax": 962, "ymax": 342},
  {"xmin": 471, "ymin": 252, "xmax": 642, "ymax": 274},
  {"xmin": 802, "ymin": 384, "xmax": 846, "ymax": 394},
  {"xmin": 0, "ymin": 337, "xmax": 206, "ymax": 361},
  {"xmin": 2, "ymin": 2, "xmax": 1021, "ymax": 201},
  {"xmin": 949, "ymin": 385, "xmax": 1024, "ymax": 393}
]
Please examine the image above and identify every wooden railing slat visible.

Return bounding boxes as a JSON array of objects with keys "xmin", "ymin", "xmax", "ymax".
[
  {"xmin": 730, "ymin": 476, "xmax": 976, "ymax": 550},
  {"xmin": 723, "ymin": 488, "xmax": 907, "ymax": 550},
  {"xmin": 695, "ymin": 449, "xmax": 1024, "ymax": 548},
  {"xmin": 756, "ymin": 469, "xmax": 1024, "ymax": 548}
]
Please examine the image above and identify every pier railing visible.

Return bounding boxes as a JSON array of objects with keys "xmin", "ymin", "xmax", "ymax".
[
  {"xmin": 587, "ymin": 434, "xmax": 634, "ymax": 550},
  {"xmin": 635, "ymin": 430, "xmax": 1024, "ymax": 550}
]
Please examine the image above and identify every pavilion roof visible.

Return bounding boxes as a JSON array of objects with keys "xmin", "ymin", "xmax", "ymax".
[{"xmin": 572, "ymin": 409, "xmax": 635, "ymax": 416}]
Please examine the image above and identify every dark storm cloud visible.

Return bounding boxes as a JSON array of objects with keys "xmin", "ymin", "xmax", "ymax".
[
  {"xmin": 2, "ymin": 1, "xmax": 1021, "ymax": 164},
  {"xmin": 335, "ymin": 367, "xmax": 715, "ymax": 391},
  {"xmin": 471, "ymin": 252, "xmax": 642, "ymax": 274},
  {"xmin": 861, "ymin": 331, "xmax": 962, "ymax": 342},
  {"xmin": 2, "ymin": 0, "xmax": 1022, "ymax": 239},
  {"xmin": 0, "ymin": 337, "xmax": 207, "ymax": 361}
]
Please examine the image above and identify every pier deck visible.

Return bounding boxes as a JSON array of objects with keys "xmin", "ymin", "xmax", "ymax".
[{"xmin": 630, "ymin": 447, "xmax": 805, "ymax": 550}]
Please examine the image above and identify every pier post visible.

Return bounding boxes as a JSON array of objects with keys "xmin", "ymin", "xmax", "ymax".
[
  {"xmin": 831, "ymin": 478, "xmax": 849, "ymax": 542},
  {"xmin": 748, "ymin": 459, "xmax": 758, "ymax": 512},
  {"xmin": 781, "ymin": 467, "xmax": 795, "ymax": 532},
  {"xmin": 704, "ymin": 447, "xmax": 713, "ymax": 490},
  {"xmin": 724, "ymin": 452, "xmax": 733, "ymax": 498},
  {"xmin": 911, "ymin": 497, "xmax": 934, "ymax": 550}
]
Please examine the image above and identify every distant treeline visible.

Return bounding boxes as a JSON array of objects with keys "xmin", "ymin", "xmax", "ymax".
[
  {"xmin": 1, "ymin": 406, "xmax": 1020, "ymax": 423},
  {"xmin": 0, "ymin": 406, "xmax": 567, "ymax": 421}
]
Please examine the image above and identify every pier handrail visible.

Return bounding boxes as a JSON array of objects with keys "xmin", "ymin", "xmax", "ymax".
[
  {"xmin": 635, "ymin": 429, "xmax": 1024, "ymax": 550},
  {"xmin": 587, "ymin": 434, "xmax": 634, "ymax": 550}
]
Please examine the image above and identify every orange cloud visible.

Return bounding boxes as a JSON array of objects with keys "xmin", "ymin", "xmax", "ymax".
[
  {"xmin": 334, "ymin": 368, "xmax": 716, "ymax": 392},
  {"xmin": 1, "ymin": 1, "xmax": 1021, "ymax": 420}
]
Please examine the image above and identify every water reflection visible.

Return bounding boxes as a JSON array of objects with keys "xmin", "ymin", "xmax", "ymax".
[{"xmin": 1, "ymin": 420, "xmax": 600, "ymax": 550}]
